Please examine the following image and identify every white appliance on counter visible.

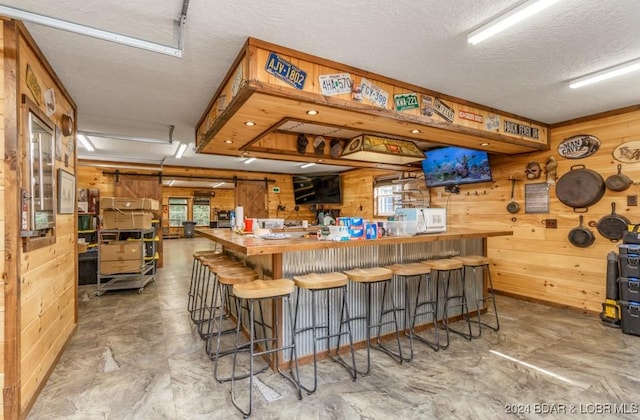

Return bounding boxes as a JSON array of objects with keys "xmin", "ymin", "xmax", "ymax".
[{"xmin": 394, "ymin": 208, "xmax": 447, "ymax": 233}]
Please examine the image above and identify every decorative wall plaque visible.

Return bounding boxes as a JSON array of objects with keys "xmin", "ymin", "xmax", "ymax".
[
  {"xmin": 525, "ymin": 182, "xmax": 550, "ymax": 214},
  {"xmin": 558, "ymin": 134, "xmax": 600, "ymax": 159}
]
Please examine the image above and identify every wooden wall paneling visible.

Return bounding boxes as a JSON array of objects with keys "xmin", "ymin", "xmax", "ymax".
[
  {"xmin": 114, "ymin": 175, "xmax": 164, "ymax": 267},
  {"xmin": 3, "ymin": 18, "xmax": 20, "ymax": 420},
  {"xmin": 9, "ymin": 21, "xmax": 79, "ymax": 418}
]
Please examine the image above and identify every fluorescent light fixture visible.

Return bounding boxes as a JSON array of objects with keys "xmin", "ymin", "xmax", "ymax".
[
  {"xmin": 175, "ymin": 143, "xmax": 188, "ymax": 159},
  {"xmin": 569, "ymin": 58, "xmax": 640, "ymax": 89},
  {"xmin": 212, "ymin": 182, "xmax": 225, "ymax": 188},
  {"xmin": 0, "ymin": 5, "xmax": 185, "ymax": 58},
  {"xmin": 300, "ymin": 162, "xmax": 316, "ymax": 168},
  {"xmin": 77, "ymin": 134, "xmax": 95, "ymax": 152},
  {"xmin": 467, "ymin": 0, "xmax": 561, "ymax": 45},
  {"xmin": 243, "ymin": 157, "xmax": 257, "ymax": 164},
  {"xmin": 78, "ymin": 130, "xmax": 172, "ymax": 145}
]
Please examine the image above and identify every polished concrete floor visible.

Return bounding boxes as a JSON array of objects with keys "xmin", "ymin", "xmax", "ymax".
[{"xmin": 28, "ymin": 238, "xmax": 640, "ymax": 419}]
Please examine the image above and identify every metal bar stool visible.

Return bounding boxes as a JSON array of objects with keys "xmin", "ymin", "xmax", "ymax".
[
  {"xmin": 422, "ymin": 258, "xmax": 471, "ymax": 350},
  {"xmin": 188, "ymin": 251, "xmax": 226, "ymax": 322},
  {"xmin": 343, "ymin": 267, "xmax": 403, "ymax": 375},
  {"xmin": 292, "ymin": 272, "xmax": 357, "ymax": 394},
  {"xmin": 208, "ymin": 268, "xmax": 262, "ymax": 383},
  {"xmin": 230, "ymin": 279, "xmax": 302, "ymax": 418},
  {"xmin": 196, "ymin": 258, "xmax": 245, "ymax": 340},
  {"xmin": 454, "ymin": 255, "xmax": 499, "ymax": 337},
  {"xmin": 386, "ymin": 263, "xmax": 439, "ymax": 360}
]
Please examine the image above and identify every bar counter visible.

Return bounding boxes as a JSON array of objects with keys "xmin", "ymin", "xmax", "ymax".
[
  {"xmin": 196, "ymin": 227, "xmax": 512, "ymax": 258},
  {"xmin": 196, "ymin": 227, "xmax": 512, "ymax": 362}
]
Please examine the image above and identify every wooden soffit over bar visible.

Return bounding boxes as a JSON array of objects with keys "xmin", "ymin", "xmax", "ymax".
[{"xmin": 196, "ymin": 37, "xmax": 549, "ymax": 170}]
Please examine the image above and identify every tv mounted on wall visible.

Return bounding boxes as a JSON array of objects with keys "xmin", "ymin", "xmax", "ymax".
[
  {"xmin": 292, "ymin": 174, "xmax": 342, "ymax": 205},
  {"xmin": 421, "ymin": 146, "xmax": 493, "ymax": 189}
]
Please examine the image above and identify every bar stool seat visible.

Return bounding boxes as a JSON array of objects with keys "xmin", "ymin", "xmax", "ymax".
[
  {"xmin": 292, "ymin": 272, "xmax": 356, "ymax": 394},
  {"xmin": 230, "ymin": 278, "xmax": 301, "ymax": 417},
  {"xmin": 344, "ymin": 267, "xmax": 403, "ymax": 375},
  {"xmin": 453, "ymin": 255, "xmax": 499, "ymax": 336},
  {"xmin": 422, "ymin": 258, "xmax": 471, "ymax": 349},
  {"xmin": 386, "ymin": 262, "xmax": 439, "ymax": 359}
]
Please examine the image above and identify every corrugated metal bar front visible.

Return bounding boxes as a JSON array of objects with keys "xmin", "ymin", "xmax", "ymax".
[{"xmin": 281, "ymin": 238, "xmax": 483, "ymax": 359}]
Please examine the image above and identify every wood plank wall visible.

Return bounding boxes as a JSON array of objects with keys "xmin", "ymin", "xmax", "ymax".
[
  {"xmin": 8, "ymin": 23, "xmax": 78, "ymax": 418},
  {"xmin": 425, "ymin": 107, "xmax": 640, "ymax": 313},
  {"xmin": 0, "ymin": 19, "xmax": 6, "ymax": 418},
  {"xmin": 76, "ymin": 165, "xmax": 392, "ymax": 233}
]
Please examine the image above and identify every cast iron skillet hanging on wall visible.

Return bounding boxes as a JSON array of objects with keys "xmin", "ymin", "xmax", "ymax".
[
  {"xmin": 556, "ymin": 164, "xmax": 605, "ymax": 212},
  {"xmin": 593, "ymin": 202, "xmax": 630, "ymax": 242},
  {"xmin": 605, "ymin": 164, "xmax": 633, "ymax": 192},
  {"xmin": 568, "ymin": 215, "xmax": 595, "ymax": 248},
  {"xmin": 506, "ymin": 178, "xmax": 520, "ymax": 214}
]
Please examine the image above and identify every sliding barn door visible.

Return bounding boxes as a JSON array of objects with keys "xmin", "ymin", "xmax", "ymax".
[{"xmin": 235, "ymin": 180, "xmax": 268, "ymax": 220}]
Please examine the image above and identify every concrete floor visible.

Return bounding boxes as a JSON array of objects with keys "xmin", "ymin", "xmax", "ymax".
[{"xmin": 27, "ymin": 237, "xmax": 640, "ymax": 419}]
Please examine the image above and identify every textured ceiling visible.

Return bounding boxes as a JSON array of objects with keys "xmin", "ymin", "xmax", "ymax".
[{"xmin": 3, "ymin": 0, "xmax": 640, "ymax": 174}]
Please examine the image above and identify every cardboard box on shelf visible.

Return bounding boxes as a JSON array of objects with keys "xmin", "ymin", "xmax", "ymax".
[
  {"xmin": 102, "ymin": 210, "xmax": 153, "ymax": 230},
  {"xmin": 100, "ymin": 241, "xmax": 143, "ymax": 261},
  {"xmin": 100, "ymin": 197, "xmax": 159, "ymax": 212},
  {"xmin": 100, "ymin": 260, "xmax": 144, "ymax": 275}
]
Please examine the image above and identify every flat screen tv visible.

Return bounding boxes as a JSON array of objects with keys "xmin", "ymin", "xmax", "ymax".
[
  {"xmin": 421, "ymin": 146, "xmax": 493, "ymax": 188},
  {"xmin": 293, "ymin": 174, "xmax": 342, "ymax": 205}
]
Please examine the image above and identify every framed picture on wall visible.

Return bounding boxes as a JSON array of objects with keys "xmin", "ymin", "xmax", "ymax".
[{"xmin": 57, "ymin": 169, "xmax": 75, "ymax": 214}]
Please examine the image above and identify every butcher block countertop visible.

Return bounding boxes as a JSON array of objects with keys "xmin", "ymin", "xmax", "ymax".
[{"xmin": 196, "ymin": 228, "xmax": 513, "ymax": 256}]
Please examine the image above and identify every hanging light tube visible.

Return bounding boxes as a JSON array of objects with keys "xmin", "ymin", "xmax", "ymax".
[
  {"xmin": 569, "ymin": 58, "xmax": 640, "ymax": 89},
  {"xmin": 467, "ymin": 0, "xmax": 562, "ymax": 45},
  {"xmin": 0, "ymin": 5, "xmax": 185, "ymax": 57},
  {"xmin": 77, "ymin": 134, "xmax": 95, "ymax": 152},
  {"xmin": 175, "ymin": 143, "xmax": 188, "ymax": 159}
]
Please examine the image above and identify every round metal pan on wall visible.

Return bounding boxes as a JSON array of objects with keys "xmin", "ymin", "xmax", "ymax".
[
  {"xmin": 594, "ymin": 202, "xmax": 630, "ymax": 242},
  {"xmin": 605, "ymin": 164, "xmax": 633, "ymax": 192},
  {"xmin": 568, "ymin": 215, "xmax": 595, "ymax": 248},
  {"xmin": 555, "ymin": 164, "xmax": 605, "ymax": 212}
]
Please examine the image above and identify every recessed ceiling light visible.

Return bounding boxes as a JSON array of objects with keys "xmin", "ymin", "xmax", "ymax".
[
  {"xmin": 480, "ymin": 142, "xmax": 490, "ymax": 146},
  {"xmin": 244, "ymin": 121, "xmax": 256, "ymax": 126},
  {"xmin": 306, "ymin": 109, "xmax": 319, "ymax": 115},
  {"xmin": 300, "ymin": 162, "xmax": 316, "ymax": 168},
  {"xmin": 410, "ymin": 129, "xmax": 421, "ymax": 134},
  {"xmin": 318, "ymin": 159, "xmax": 324, "ymax": 162},
  {"xmin": 224, "ymin": 140, "xmax": 233, "ymax": 144},
  {"xmin": 243, "ymin": 157, "xmax": 256, "ymax": 164}
]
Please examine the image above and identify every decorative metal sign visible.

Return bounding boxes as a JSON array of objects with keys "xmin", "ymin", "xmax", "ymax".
[
  {"xmin": 26, "ymin": 64, "xmax": 42, "ymax": 104},
  {"xmin": 459, "ymin": 110, "xmax": 483, "ymax": 123},
  {"xmin": 613, "ymin": 140, "xmax": 640, "ymax": 163},
  {"xmin": 558, "ymin": 134, "xmax": 600, "ymax": 159},
  {"xmin": 265, "ymin": 52, "xmax": 307, "ymax": 90},
  {"xmin": 319, "ymin": 72, "xmax": 352, "ymax": 96},
  {"xmin": 433, "ymin": 97, "xmax": 455, "ymax": 123},
  {"xmin": 421, "ymin": 95, "xmax": 435, "ymax": 117},
  {"xmin": 485, "ymin": 115, "xmax": 500, "ymax": 131},
  {"xmin": 394, "ymin": 92, "xmax": 419, "ymax": 111},
  {"xmin": 503, "ymin": 120, "xmax": 540, "ymax": 139},
  {"xmin": 525, "ymin": 182, "xmax": 550, "ymax": 214},
  {"xmin": 360, "ymin": 78, "xmax": 389, "ymax": 108}
]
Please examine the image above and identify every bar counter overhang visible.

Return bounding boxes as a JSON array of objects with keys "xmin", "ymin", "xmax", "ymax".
[{"xmin": 196, "ymin": 227, "xmax": 513, "ymax": 363}]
